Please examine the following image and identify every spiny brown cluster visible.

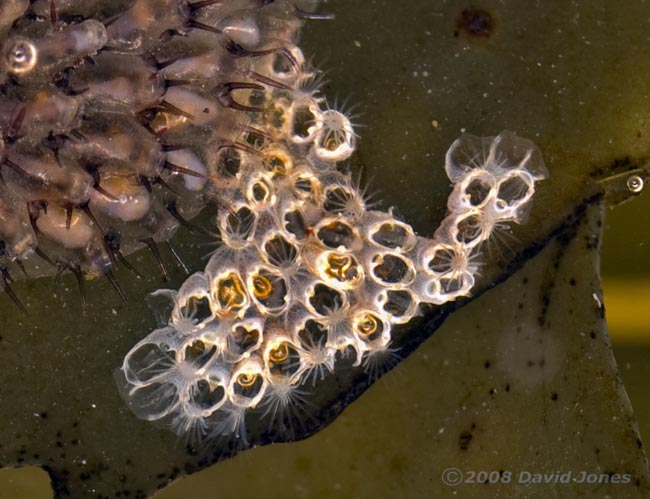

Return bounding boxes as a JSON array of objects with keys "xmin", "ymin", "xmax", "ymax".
[{"xmin": 0, "ymin": 0, "xmax": 313, "ymax": 308}]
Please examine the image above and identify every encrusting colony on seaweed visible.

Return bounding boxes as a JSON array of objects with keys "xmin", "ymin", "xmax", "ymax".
[
  {"xmin": 111, "ymin": 5, "xmax": 548, "ymax": 444},
  {"xmin": 0, "ymin": 0, "xmax": 547, "ymax": 445}
]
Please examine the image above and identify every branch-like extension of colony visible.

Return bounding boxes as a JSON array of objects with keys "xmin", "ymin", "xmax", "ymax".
[{"xmin": 116, "ymin": 32, "xmax": 548, "ymax": 442}]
